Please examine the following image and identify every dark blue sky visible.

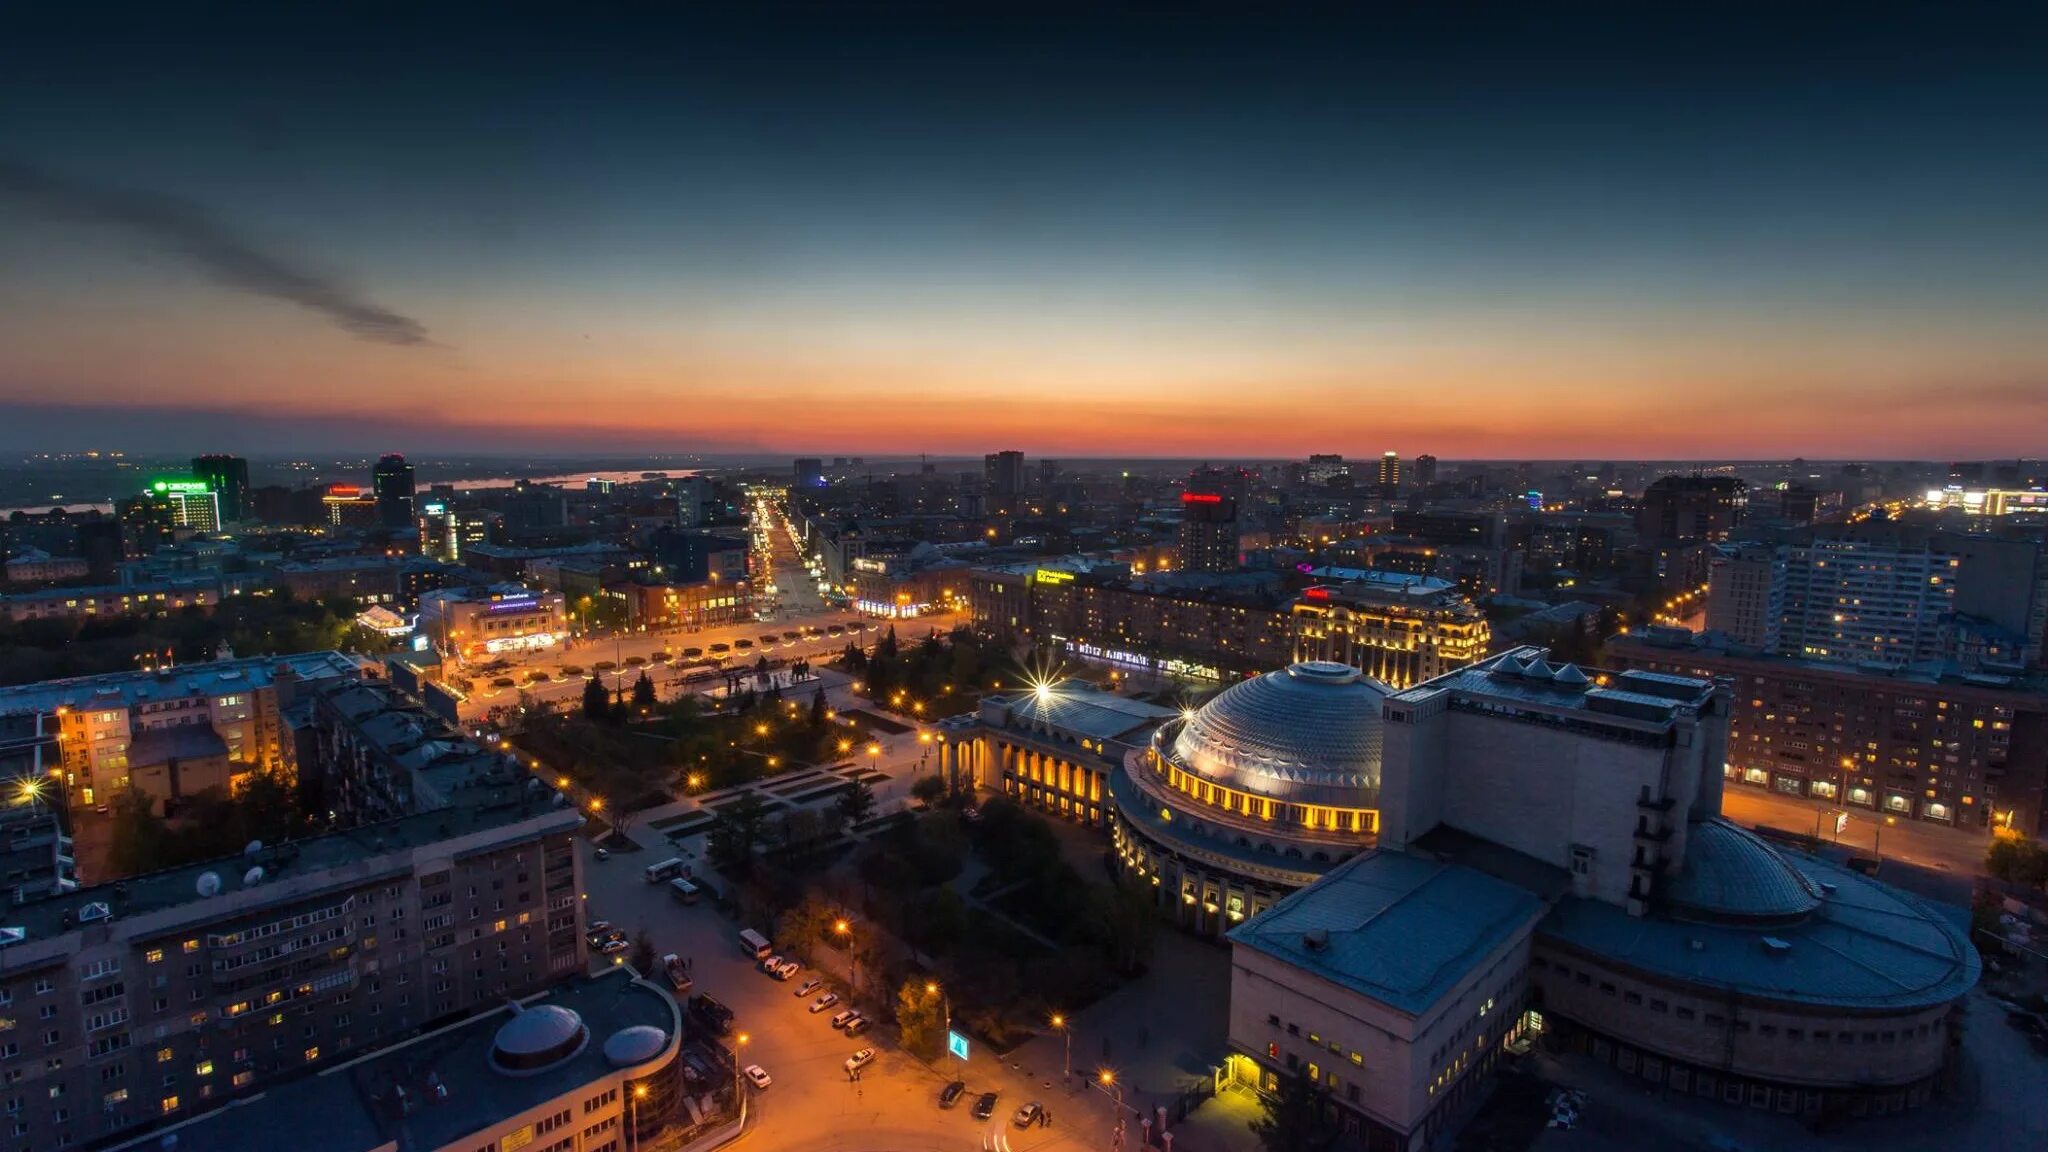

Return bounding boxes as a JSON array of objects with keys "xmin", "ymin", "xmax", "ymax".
[{"xmin": 2, "ymin": 3, "xmax": 2044, "ymax": 457}]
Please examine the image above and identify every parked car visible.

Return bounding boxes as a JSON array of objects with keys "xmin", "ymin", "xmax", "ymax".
[
  {"xmin": 593, "ymin": 847, "xmax": 610, "ymax": 861},
  {"xmin": 1013, "ymin": 1102, "xmax": 1042, "ymax": 1128},
  {"xmin": 758, "ymin": 954, "xmax": 782, "ymax": 974},
  {"xmin": 972, "ymin": 1092, "xmax": 999, "ymax": 1120},
  {"xmin": 587, "ymin": 920, "xmax": 613, "ymax": 936},
  {"xmin": 939, "ymin": 1080, "xmax": 967, "ymax": 1109},
  {"xmin": 808, "ymin": 993, "xmax": 840, "ymax": 1013},
  {"xmin": 794, "ymin": 978, "xmax": 824, "ymax": 998},
  {"xmin": 744, "ymin": 1064, "xmax": 772, "ymax": 1089},
  {"xmin": 599, "ymin": 938, "xmax": 629, "ymax": 955},
  {"xmin": 843, "ymin": 1016, "xmax": 870, "ymax": 1036},
  {"xmin": 844, "ymin": 1048, "xmax": 876, "ymax": 1074},
  {"xmin": 772, "ymin": 959, "xmax": 800, "ymax": 980},
  {"xmin": 829, "ymin": 1009, "xmax": 859, "ymax": 1029}
]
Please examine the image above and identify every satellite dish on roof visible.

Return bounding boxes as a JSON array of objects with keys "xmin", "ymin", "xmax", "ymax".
[
  {"xmin": 196, "ymin": 872, "xmax": 223, "ymax": 898},
  {"xmin": 243, "ymin": 866, "xmax": 265, "ymax": 888},
  {"xmin": 244, "ymin": 840, "xmax": 264, "ymax": 857}
]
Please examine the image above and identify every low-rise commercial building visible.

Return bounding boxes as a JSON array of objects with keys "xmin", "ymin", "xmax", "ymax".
[
  {"xmin": 117, "ymin": 970, "xmax": 683, "ymax": 1152},
  {"xmin": 618, "ymin": 578, "xmax": 752, "ymax": 630},
  {"xmin": 0, "ymin": 578, "xmax": 221, "ymax": 623},
  {"xmin": 3, "ymin": 548, "xmax": 91, "ymax": 584},
  {"xmin": 418, "ymin": 585, "xmax": 569, "ymax": 661}
]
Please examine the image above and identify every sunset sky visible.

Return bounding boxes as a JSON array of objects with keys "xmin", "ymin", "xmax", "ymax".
[{"xmin": 2, "ymin": 5, "xmax": 2045, "ymax": 458}]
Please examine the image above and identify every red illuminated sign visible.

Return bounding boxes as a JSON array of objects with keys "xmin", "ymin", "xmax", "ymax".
[
  {"xmin": 1180, "ymin": 492, "xmax": 1223, "ymax": 504},
  {"xmin": 328, "ymin": 484, "xmax": 361, "ymax": 497},
  {"xmin": 1303, "ymin": 587, "xmax": 1331, "ymax": 601}
]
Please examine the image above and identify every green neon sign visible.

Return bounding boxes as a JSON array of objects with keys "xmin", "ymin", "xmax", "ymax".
[{"xmin": 151, "ymin": 480, "xmax": 211, "ymax": 494}]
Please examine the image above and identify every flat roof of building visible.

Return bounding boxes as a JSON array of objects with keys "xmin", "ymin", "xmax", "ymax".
[
  {"xmin": 988, "ymin": 679, "xmax": 1180, "ymax": 743},
  {"xmin": 1300, "ymin": 566, "xmax": 1455, "ymax": 593},
  {"xmin": 1610, "ymin": 628, "xmax": 2048, "ymax": 695},
  {"xmin": 1544, "ymin": 845, "xmax": 1979, "ymax": 1012},
  {"xmin": 1229, "ymin": 850, "xmax": 1546, "ymax": 1017},
  {"xmin": 0, "ymin": 650, "xmax": 363, "ymax": 717},
  {"xmin": 121, "ymin": 971, "xmax": 677, "ymax": 1152},
  {"xmin": 1392, "ymin": 647, "xmax": 1713, "ymax": 729}
]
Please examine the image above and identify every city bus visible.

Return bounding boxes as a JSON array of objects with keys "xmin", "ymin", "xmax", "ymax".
[
  {"xmin": 668, "ymin": 877, "xmax": 701, "ymax": 905},
  {"xmin": 644, "ymin": 857, "xmax": 686, "ymax": 884},
  {"xmin": 737, "ymin": 927, "xmax": 772, "ymax": 959}
]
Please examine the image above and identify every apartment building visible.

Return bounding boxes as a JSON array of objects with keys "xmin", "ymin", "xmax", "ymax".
[
  {"xmin": 0, "ymin": 653, "xmax": 362, "ymax": 817},
  {"xmin": 1608, "ymin": 626, "xmax": 2048, "ymax": 835},
  {"xmin": 0, "ymin": 687, "xmax": 586, "ymax": 1152}
]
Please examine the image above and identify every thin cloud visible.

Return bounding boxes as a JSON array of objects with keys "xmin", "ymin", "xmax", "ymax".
[{"xmin": 0, "ymin": 157, "xmax": 435, "ymax": 347}]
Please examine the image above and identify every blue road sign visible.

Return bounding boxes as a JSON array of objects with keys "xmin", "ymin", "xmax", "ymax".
[{"xmin": 947, "ymin": 1030, "xmax": 970, "ymax": 1061}]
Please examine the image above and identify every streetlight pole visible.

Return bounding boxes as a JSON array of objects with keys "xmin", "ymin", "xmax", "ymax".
[
  {"xmin": 731, "ymin": 1032, "xmax": 749, "ymax": 1101},
  {"xmin": 834, "ymin": 920, "xmax": 857, "ymax": 1000},
  {"xmin": 1051, "ymin": 1013, "xmax": 1071, "ymax": 1082},
  {"xmin": 628, "ymin": 1083, "xmax": 647, "ymax": 1152}
]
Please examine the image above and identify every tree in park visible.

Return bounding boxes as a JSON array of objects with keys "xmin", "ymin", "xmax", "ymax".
[
  {"xmin": 809, "ymin": 685, "xmax": 829, "ymax": 727},
  {"xmin": 581, "ymin": 676, "xmax": 610, "ymax": 722},
  {"xmin": 631, "ymin": 671, "xmax": 657, "ymax": 711},
  {"xmin": 836, "ymin": 777, "xmax": 876, "ymax": 831},
  {"xmin": 1251, "ymin": 1072, "xmax": 1340, "ymax": 1152},
  {"xmin": 629, "ymin": 929, "xmax": 657, "ymax": 977},
  {"xmin": 893, "ymin": 977, "xmax": 947, "ymax": 1063}
]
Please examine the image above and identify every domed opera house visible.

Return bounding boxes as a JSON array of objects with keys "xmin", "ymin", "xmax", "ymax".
[
  {"xmin": 1112, "ymin": 661, "xmax": 1393, "ymax": 932},
  {"xmin": 938, "ymin": 646, "xmax": 1979, "ymax": 1149}
]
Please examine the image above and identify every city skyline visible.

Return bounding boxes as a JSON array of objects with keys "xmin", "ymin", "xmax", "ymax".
[{"xmin": 3, "ymin": 6, "xmax": 2046, "ymax": 458}]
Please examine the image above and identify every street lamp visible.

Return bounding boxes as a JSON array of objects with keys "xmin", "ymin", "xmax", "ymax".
[
  {"xmin": 926, "ymin": 980, "xmax": 954, "ymax": 1069},
  {"xmin": 1098, "ymin": 1067, "xmax": 1125, "ymax": 1115},
  {"xmin": 732, "ymin": 1032, "xmax": 750, "ymax": 1100},
  {"xmin": 628, "ymin": 1083, "xmax": 648, "ymax": 1152},
  {"xmin": 1051, "ymin": 1013, "xmax": 1071, "ymax": 1081},
  {"xmin": 834, "ymin": 920, "xmax": 858, "ymax": 998}
]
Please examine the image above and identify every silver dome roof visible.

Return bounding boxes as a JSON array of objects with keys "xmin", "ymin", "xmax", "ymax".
[
  {"xmin": 1664, "ymin": 819, "xmax": 1824, "ymax": 926},
  {"xmin": 490, "ymin": 1004, "xmax": 590, "ymax": 1074},
  {"xmin": 603, "ymin": 1024, "xmax": 670, "ymax": 1068},
  {"xmin": 1167, "ymin": 662, "xmax": 1387, "ymax": 807}
]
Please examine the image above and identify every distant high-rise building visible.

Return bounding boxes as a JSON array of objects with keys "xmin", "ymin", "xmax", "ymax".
[
  {"xmin": 676, "ymin": 475, "xmax": 710, "ymax": 527},
  {"xmin": 1705, "ymin": 543, "xmax": 1784, "ymax": 650},
  {"xmin": 191, "ymin": 453, "xmax": 250, "ymax": 521},
  {"xmin": 133, "ymin": 478, "xmax": 219, "ymax": 535},
  {"xmin": 985, "ymin": 450, "xmax": 1026, "ymax": 504},
  {"xmin": 1304, "ymin": 454, "xmax": 1348, "ymax": 486},
  {"xmin": 1037, "ymin": 458, "xmax": 1058, "ymax": 492},
  {"xmin": 417, "ymin": 500, "xmax": 461, "ymax": 561},
  {"xmin": 793, "ymin": 457, "xmax": 824, "ymax": 488},
  {"xmin": 1177, "ymin": 490, "xmax": 1241, "ymax": 572},
  {"xmin": 1636, "ymin": 475, "xmax": 1747, "ymax": 544},
  {"xmin": 1777, "ymin": 521, "xmax": 2044, "ymax": 668},
  {"xmin": 372, "ymin": 453, "xmax": 416, "ymax": 529},
  {"xmin": 1376, "ymin": 450, "xmax": 1401, "ymax": 496},
  {"xmin": 1413, "ymin": 453, "xmax": 1439, "ymax": 488}
]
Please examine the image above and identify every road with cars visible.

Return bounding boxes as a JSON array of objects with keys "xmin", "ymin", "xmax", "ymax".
[{"xmin": 577, "ymin": 842, "xmax": 1115, "ymax": 1152}]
